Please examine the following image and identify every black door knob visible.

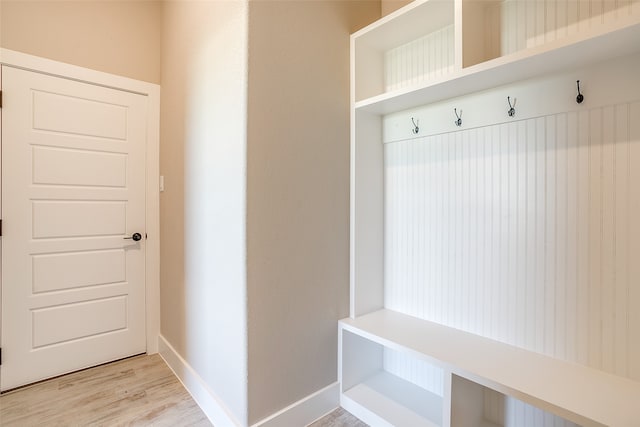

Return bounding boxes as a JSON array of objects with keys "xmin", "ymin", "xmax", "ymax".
[{"xmin": 124, "ymin": 232, "xmax": 143, "ymax": 241}]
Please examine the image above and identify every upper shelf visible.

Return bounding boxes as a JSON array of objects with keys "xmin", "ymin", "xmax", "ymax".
[
  {"xmin": 355, "ymin": 17, "xmax": 640, "ymax": 115},
  {"xmin": 340, "ymin": 309, "xmax": 640, "ymax": 427},
  {"xmin": 352, "ymin": 0, "xmax": 640, "ymax": 115},
  {"xmin": 353, "ymin": 0, "xmax": 454, "ymax": 51},
  {"xmin": 352, "ymin": 0, "xmax": 456, "ymax": 102}
]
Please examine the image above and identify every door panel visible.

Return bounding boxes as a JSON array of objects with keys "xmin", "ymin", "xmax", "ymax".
[
  {"xmin": 32, "ymin": 249, "xmax": 126, "ymax": 293},
  {"xmin": 32, "ymin": 200, "xmax": 127, "ymax": 238},
  {"xmin": 32, "ymin": 296, "xmax": 128, "ymax": 348},
  {"xmin": 32, "ymin": 146, "xmax": 127, "ymax": 187},
  {"xmin": 1, "ymin": 66, "xmax": 147, "ymax": 391},
  {"xmin": 32, "ymin": 89, "xmax": 128, "ymax": 139}
]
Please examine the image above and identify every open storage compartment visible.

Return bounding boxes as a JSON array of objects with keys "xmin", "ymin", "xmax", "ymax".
[
  {"xmin": 353, "ymin": 0, "xmax": 456, "ymax": 102},
  {"xmin": 340, "ymin": 329, "xmax": 444, "ymax": 427},
  {"xmin": 450, "ymin": 375, "xmax": 583, "ymax": 427}
]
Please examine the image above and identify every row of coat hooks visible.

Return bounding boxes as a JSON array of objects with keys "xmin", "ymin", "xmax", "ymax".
[{"xmin": 410, "ymin": 80, "xmax": 585, "ymax": 133}]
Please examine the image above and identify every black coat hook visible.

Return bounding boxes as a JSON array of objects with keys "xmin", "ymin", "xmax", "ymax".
[
  {"xmin": 576, "ymin": 80, "xmax": 584, "ymax": 104},
  {"xmin": 454, "ymin": 108, "xmax": 462, "ymax": 127},
  {"xmin": 411, "ymin": 117, "xmax": 419, "ymax": 134},
  {"xmin": 507, "ymin": 96, "xmax": 516, "ymax": 117}
]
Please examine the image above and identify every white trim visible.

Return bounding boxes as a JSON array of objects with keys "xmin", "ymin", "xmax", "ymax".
[
  {"xmin": 144, "ymin": 78, "xmax": 161, "ymax": 355},
  {"xmin": 251, "ymin": 383, "xmax": 340, "ymax": 427},
  {"xmin": 0, "ymin": 48, "xmax": 161, "ymax": 355},
  {"xmin": 158, "ymin": 335, "xmax": 242, "ymax": 427},
  {"xmin": 0, "ymin": 49, "xmax": 157, "ymax": 95},
  {"xmin": 160, "ymin": 330, "xmax": 340, "ymax": 427}
]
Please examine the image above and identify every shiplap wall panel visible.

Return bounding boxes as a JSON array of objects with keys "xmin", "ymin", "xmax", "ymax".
[
  {"xmin": 383, "ymin": 100, "xmax": 640, "ymax": 426},
  {"xmin": 384, "ymin": 25, "xmax": 454, "ymax": 92}
]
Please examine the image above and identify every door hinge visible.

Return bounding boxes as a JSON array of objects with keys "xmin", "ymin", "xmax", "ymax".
[
  {"xmin": 0, "ymin": 219, "xmax": 3, "ymax": 237},
  {"xmin": 0, "ymin": 90, "xmax": 3, "ymax": 108},
  {"xmin": 0, "ymin": 348, "xmax": 3, "ymax": 366}
]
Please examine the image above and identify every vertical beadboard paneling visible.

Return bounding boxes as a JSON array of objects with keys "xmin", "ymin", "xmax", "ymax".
[
  {"xmin": 383, "ymin": 100, "xmax": 640, "ymax": 425},
  {"xmin": 535, "ymin": 0, "xmax": 546, "ymax": 47},
  {"xmin": 555, "ymin": 113, "xmax": 568, "ymax": 361},
  {"xmin": 576, "ymin": 109, "xmax": 591, "ymax": 368},
  {"xmin": 567, "ymin": 0, "xmax": 579, "ymax": 35},
  {"xmin": 383, "ymin": 25, "xmax": 455, "ymax": 92},
  {"xmin": 546, "ymin": 0, "xmax": 558, "ymax": 43},
  {"xmin": 383, "ymin": 140, "xmax": 444, "ymax": 395},
  {"xmin": 489, "ymin": 0, "xmax": 640, "ymax": 57},
  {"xmin": 592, "ymin": 0, "xmax": 604, "ymax": 25},
  {"xmin": 565, "ymin": 112, "xmax": 578, "ymax": 363},
  {"xmin": 534, "ymin": 116, "xmax": 546, "ymax": 355},
  {"xmin": 613, "ymin": 103, "xmax": 629, "ymax": 378},
  {"xmin": 524, "ymin": 119, "xmax": 537, "ymax": 352},
  {"xmin": 544, "ymin": 115, "xmax": 557, "ymax": 358},
  {"xmin": 601, "ymin": 105, "xmax": 615, "ymax": 374},
  {"xmin": 588, "ymin": 107, "xmax": 603, "ymax": 371},
  {"xmin": 578, "ymin": 0, "xmax": 591, "ymax": 30},
  {"xmin": 557, "ymin": 0, "xmax": 569, "ymax": 39}
]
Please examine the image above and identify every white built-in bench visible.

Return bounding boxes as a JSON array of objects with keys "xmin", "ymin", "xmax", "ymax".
[{"xmin": 339, "ymin": 309, "xmax": 640, "ymax": 427}]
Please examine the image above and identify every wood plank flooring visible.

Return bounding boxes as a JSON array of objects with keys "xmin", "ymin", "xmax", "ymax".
[
  {"xmin": 0, "ymin": 354, "xmax": 210, "ymax": 426},
  {"xmin": 309, "ymin": 408, "xmax": 367, "ymax": 427},
  {"xmin": 0, "ymin": 354, "xmax": 365, "ymax": 426}
]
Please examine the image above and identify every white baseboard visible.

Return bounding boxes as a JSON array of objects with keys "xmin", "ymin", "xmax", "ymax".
[
  {"xmin": 159, "ymin": 335, "xmax": 339, "ymax": 427},
  {"xmin": 158, "ymin": 335, "xmax": 242, "ymax": 427},
  {"xmin": 251, "ymin": 382, "xmax": 340, "ymax": 427}
]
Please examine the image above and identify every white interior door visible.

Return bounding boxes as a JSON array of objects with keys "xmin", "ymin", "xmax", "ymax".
[{"xmin": 1, "ymin": 66, "xmax": 147, "ymax": 391}]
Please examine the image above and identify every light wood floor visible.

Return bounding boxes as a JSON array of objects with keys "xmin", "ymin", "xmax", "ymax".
[
  {"xmin": 0, "ymin": 354, "xmax": 210, "ymax": 426},
  {"xmin": 0, "ymin": 354, "xmax": 364, "ymax": 426},
  {"xmin": 309, "ymin": 408, "xmax": 367, "ymax": 427}
]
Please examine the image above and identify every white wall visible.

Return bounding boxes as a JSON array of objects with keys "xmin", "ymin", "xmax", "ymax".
[{"xmin": 160, "ymin": 1, "xmax": 249, "ymax": 424}]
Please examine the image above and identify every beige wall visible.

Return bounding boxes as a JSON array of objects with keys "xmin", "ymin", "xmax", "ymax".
[
  {"xmin": 160, "ymin": 0, "xmax": 249, "ymax": 424},
  {"xmin": 161, "ymin": 0, "xmax": 380, "ymax": 423},
  {"xmin": 382, "ymin": 0, "xmax": 412, "ymax": 16},
  {"xmin": 246, "ymin": 1, "xmax": 379, "ymax": 423},
  {"xmin": 0, "ymin": 0, "xmax": 161, "ymax": 83}
]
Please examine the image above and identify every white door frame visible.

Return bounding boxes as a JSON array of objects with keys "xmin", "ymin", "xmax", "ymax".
[{"xmin": 0, "ymin": 48, "xmax": 160, "ymax": 359}]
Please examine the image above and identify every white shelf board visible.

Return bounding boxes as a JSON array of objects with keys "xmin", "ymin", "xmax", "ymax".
[
  {"xmin": 340, "ymin": 309, "xmax": 640, "ymax": 427},
  {"xmin": 352, "ymin": 0, "xmax": 453, "ymax": 51},
  {"xmin": 342, "ymin": 370, "xmax": 442, "ymax": 427},
  {"xmin": 355, "ymin": 19, "xmax": 640, "ymax": 115}
]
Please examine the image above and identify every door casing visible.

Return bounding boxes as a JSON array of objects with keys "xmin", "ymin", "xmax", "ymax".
[{"xmin": 0, "ymin": 48, "xmax": 160, "ymax": 380}]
